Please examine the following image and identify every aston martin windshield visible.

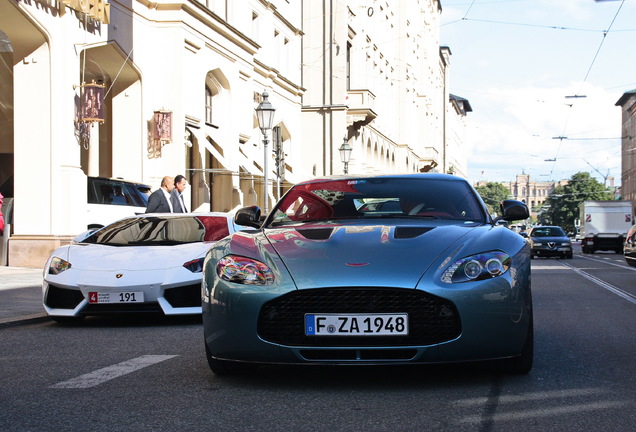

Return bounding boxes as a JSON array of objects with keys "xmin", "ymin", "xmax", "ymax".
[
  {"xmin": 82, "ymin": 216, "xmax": 231, "ymax": 246},
  {"xmin": 269, "ymin": 177, "xmax": 487, "ymax": 226}
]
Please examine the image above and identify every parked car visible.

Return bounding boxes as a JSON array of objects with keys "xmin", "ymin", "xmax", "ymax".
[
  {"xmin": 623, "ymin": 225, "xmax": 636, "ymax": 267},
  {"xmin": 87, "ymin": 176, "xmax": 151, "ymax": 228},
  {"xmin": 202, "ymin": 174, "xmax": 533, "ymax": 375},
  {"xmin": 0, "ymin": 175, "xmax": 151, "ymax": 230},
  {"xmin": 43, "ymin": 213, "xmax": 245, "ymax": 322},
  {"xmin": 527, "ymin": 226, "xmax": 572, "ymax": 259}
]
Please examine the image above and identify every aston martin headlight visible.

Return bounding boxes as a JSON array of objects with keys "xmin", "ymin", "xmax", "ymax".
[
  {"xmin": 49, "ymin": 257, "xmax": 72, "ymax": 275},
  {"xmin": 183, "ymin": 258, "xmax": 204, "ymax": 273},
  {"xmin": 217, "ymin": 255, "xmax": 274, "ymax": 285},
  {"xmin": 441, "ymin": 251, "xmax": 510, "ymax": 283}
]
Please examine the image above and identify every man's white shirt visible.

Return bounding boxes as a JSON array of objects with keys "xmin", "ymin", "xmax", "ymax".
[{"xmin": 161, "ymin": 188, "xmax": 174, "ymax": 212}]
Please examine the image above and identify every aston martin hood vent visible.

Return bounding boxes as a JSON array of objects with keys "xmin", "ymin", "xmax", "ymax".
[{"xmin": 295, "ymin": 226, "xmax": 434, "ymax": 240}]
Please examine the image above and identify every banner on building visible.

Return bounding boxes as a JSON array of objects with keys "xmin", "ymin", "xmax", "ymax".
[
  {"xmin": 80, "ymin": 82, "xmax": 105, "ymax": 123},
  {"xmin": 153, "ymin": 110, "xmax": 172, "ymax": 143}
]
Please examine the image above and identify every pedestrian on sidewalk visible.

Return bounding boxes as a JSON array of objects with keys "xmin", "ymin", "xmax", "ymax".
[
  {"xmin": 146, "ymin": 176, "xmax": 174, "ymax": 213},
  {"xmin": 171, "ymin": 174, "xmax": 188, "ymax": 213}
]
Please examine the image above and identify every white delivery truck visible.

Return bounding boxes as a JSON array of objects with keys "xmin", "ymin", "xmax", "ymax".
[{"xmin": 580, "ymin": 200, "xmax": 633, "ymax": 254}]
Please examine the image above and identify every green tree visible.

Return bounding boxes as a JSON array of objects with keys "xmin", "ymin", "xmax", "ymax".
[
  {"xmin": 539, "ymin": 172, "xmax": 613, "ymax": 233},
  {"xmin": 475, "ymin": 182, "xmax": 510, "ymax": 215}
]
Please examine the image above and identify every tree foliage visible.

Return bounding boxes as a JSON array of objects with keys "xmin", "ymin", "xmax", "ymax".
[
  {"xmin": 475, "ymin": 182, "xmax": 510, "ymax": 215},
  {"xmin": 538, "ymin": 172, "xmax": 613, "ymax": 233}
]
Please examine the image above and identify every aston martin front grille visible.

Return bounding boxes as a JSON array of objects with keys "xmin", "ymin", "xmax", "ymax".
[{"xmin": 257, "ymin": 288, "xmax": 461, "ymax": 347}]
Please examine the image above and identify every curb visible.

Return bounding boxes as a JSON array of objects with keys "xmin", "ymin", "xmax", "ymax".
[{"xmin": 0, "ymin": 314, "xmax": 51, "ymax": 329}]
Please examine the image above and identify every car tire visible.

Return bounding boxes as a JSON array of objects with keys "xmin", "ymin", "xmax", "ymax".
[
  {"xmin": 51, "ymin": 316, "xmax": 85, "ymax": 324},
  {"xmin": 566, "ymin": 253, "xmax": 573, "ymax": 259},
  {"xmin": 205, "ymin": 342, "xmax": 256, "ymax": 375},
  {"xmin": 507, "ymin": 316, "xmax": 533, "ymax": 374}
]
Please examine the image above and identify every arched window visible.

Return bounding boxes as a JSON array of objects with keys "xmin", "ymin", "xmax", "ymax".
[{"xmin": 205, "ymin": 86, "xmax": 213, "ymax": 125}]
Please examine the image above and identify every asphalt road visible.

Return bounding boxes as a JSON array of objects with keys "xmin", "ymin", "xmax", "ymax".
[{"xmin": 1, "ymin": 250, "xmax": 635, "ymax": 431}]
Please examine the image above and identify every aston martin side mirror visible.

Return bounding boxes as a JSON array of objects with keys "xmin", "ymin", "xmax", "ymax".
[{"xmin": 234, "ymin": 206, "xmax": 262, "ymax": 228}]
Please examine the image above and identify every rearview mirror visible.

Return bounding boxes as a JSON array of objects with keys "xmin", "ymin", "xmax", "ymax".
[
  {"xmin": 234, "ymin": 206, "xmax": 262, "ymax": 228},
  {"xmin": 493, "ymin": 200, "xmax": 529, "ymax": 223}
]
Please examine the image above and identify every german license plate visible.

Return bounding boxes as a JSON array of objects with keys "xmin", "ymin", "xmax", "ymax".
[
  {"xmin": 88, "ymin": 291, "xmax": 144, "ymax": 304},
  {"xmin": 305, "ymin": 313, "xmax": 408, "ymax": 336}
]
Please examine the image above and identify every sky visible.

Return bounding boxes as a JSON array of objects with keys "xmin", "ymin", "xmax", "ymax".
[{"xmin": 439, "ymin": 0, "xmax": 636, "ymax": 186}]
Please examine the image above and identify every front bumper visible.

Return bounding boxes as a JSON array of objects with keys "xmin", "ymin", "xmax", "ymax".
[
  {"xmin": 203, "ymin": 280, "xmax": 532, "ymax": 366},
  {"xmin": 43, "ymin": 270, "xmax": 203, "ymax": 317},
  {"xmin": 531, "ymin": 246, "xmax": 571, "ymax": 257}
]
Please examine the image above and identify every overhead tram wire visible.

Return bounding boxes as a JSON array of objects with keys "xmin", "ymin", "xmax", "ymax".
[{"xmin": 549, "ymin": 0, "xmax": 626, "ymax": 180}]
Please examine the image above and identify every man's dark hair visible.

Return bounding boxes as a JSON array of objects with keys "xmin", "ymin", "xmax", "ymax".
[{"xmin": 174, "ymin": 174, "xmax": 186, "ymax": 185}]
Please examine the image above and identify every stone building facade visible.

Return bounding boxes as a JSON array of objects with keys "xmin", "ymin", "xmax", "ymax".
[
  {"xmin": 616, "ymin": 89, "xmax": 636, "ymax": 214},
  {"xmin": 0, "ymin": 0, "xmax": 469, "ymax": 267},
  {"xmin": 475, "ymin": 174, "xmax": 568, "ymax": 218}
]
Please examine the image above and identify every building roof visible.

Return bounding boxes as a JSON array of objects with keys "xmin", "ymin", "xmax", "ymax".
[
  {"xmin": 615, "ymin": 89, "xmax": 636, "ymax": 107},
  {"xmin": 449, "ymin": 94, "xmax": 473, "ymax": 115}
]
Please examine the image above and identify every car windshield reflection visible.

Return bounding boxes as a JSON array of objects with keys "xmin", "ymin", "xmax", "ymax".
[
  {"xmin": 82, "ymin": 215, "xmax": 230, "ymax": 246},
  {"xmin": 269, "ymin": 178, "xmax": 487, "ymax": 226}
]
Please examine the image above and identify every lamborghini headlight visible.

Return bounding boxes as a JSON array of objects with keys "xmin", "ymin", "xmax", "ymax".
[
  {"xmin": 441, "ymin": 251, "xmax": 510, "ymax": 284},
  {"xmin": 49, "ymin": 257, "xmax": 72, "ymax": 275},
  {"xmin": 217, "ymin": 255, "xmax": 274, "ymax": 285}
]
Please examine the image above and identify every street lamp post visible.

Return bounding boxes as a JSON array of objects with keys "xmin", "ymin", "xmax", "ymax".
[
  {"xmin": 255, "ymin": 90, "xmax": 276, "ymax": 214},
  {"xmin": 339, "ymin": 136, "xmax": 352, "ymax": 174}
]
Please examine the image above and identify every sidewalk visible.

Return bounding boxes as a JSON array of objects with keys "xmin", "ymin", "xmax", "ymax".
[
  {"xmin": 0, "ymin": 266, "xmax": 43, "ymax": 290},
  {"xmin": 0, "ymin": 266, "xmax": 47, "ymax": 325}
]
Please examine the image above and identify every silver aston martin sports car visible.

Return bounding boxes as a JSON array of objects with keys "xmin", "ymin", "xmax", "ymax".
[{"xmin": 202, "ymin": 174, "xmax": 532, "ymax": 374}]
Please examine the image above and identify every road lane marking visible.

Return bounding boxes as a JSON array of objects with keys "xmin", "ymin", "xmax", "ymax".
[
  {"xmin": 50, "ymin": 355, "xmax": 178, "ymax": 389},
  {"xmin": 560, "ymin": 261, "xmax": 636, "ymax": 304},
  {"xmin": 577, "ymin": 254, "xmax": 636, "ymax": 271},
  {"xmin": 457, "ymin": 400, "xmax": 630, "ymax": 425}
]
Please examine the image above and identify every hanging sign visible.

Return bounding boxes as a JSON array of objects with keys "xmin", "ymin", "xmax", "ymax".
[
  {"xmin": 80, "ymin": 82, "xmax": 105, "ymax": 123},
  {"xmin": 153, "ymin": 110, "xmax": 173, "ymax": 144}
]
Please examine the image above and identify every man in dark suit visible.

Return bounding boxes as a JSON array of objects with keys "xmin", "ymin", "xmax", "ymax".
[
  {"xmin": 171, "ymin": 174, "xmax": 188, "ymax": 213},
  {"xmin": 146, "ymin": 176, "xmax": 174, "ymax": 213}
]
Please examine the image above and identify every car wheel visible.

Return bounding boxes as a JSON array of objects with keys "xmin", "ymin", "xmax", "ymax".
[
  {"xmin": 205, "ymin": 342, "xmax": 256, "ymax": 375},
  {"xmin": 507, "ymin": 317, "xmax": 533, "ymax": 374},
  {"xmin": 51, "ymin": 316, "xmax": 85, "ymax": 324},
  {"xmin": 567, "ymin": 253, "xmax": 573, "ymax": 259}
]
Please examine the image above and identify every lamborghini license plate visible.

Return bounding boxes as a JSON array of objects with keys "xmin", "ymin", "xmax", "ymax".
[{"xmin": 88, "ymin": 291, "xmax": 144, "ymax": 304}]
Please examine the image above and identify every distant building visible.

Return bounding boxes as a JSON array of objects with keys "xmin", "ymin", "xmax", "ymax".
[
  {"xmin": 616, "ymin": 89, "xmax": 636, "ymax": 212},
  {"xmin": 475, "ymin": 174, "xmax": 568, "ymax": 218}
]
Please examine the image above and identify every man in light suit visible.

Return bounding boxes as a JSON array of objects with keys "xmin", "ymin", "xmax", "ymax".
[
  {"xmin": 146, "ymin": 176, "xmax": 174, "ymax": 213},
  {"xmin": 171, "ymin": 174, "xmax": 188, "ymax": 213}
]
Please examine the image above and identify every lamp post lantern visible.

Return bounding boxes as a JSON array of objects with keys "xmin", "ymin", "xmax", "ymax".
[
  {"xmin": 339, "ymin": 136, "xmax": 352, "ymax": 174},
  {"xmin": 255, "ymin": 90, "xmax": 276, "ymax": 214}
]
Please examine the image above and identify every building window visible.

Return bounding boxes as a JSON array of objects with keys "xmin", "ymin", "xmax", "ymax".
[
  {"xmin": 205, "ymin": 86, "xmax": 213, "ymax": 125},
  {"xmin": 252, "ymin": 12, "xmax": 259, "ymax": 41},
  {"xmin": 346, "ymin": 42, "xmax": 351, "ymax": 90}
]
